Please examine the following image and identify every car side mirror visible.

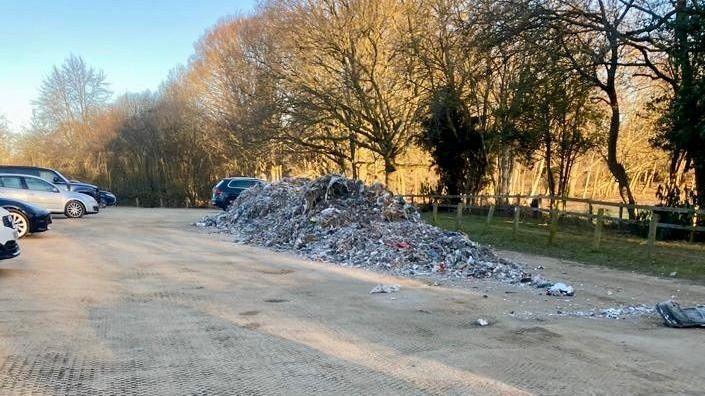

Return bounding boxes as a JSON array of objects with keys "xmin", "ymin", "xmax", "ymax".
[{"xmin": 53, "ymin": 177, "xmax": 63, "ymax": 184}]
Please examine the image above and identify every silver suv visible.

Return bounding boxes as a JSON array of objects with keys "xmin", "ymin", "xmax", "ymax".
[{"xmin": 0, "ymin": 174, "xmax": 99, "ymax": 218}]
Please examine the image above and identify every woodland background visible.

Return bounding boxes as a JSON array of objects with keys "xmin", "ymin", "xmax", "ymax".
[{"xmin": 0, "ymin": 0, "xmax": 703, "ymax": 213}]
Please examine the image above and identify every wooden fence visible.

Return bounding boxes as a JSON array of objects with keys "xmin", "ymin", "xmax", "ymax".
[{"xmin": 401, "ymin": 194, "xmax": 704, "ymax": 254}]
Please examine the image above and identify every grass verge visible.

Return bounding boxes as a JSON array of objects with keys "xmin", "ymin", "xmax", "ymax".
[{"xmin": 422, "ymin": 211, "xmax": 705, "ymax": 282}]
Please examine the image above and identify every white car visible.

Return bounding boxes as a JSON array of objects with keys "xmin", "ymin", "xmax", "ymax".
[
  {"xmin": 0, "ymin": 174, "xmax": 99, "ymax": 218},
  {"xmin": 0, "ymin": 207, "xmax": 20, "ymax": 260}
]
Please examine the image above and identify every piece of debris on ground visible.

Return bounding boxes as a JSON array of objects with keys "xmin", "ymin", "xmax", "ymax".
[
  {"xmin": 546, "ymin": 282, "xmax": 575, "ymax": 297},
  {"xmin": 370, "ymin": 284, "xmax": 400, "ymax": 294},
  {"xmin": 198, "ymin": 175, "xmax": 573, "ymax": 292},
  {"xmin": 656, "ymin": 300, "xmax": 705, "ymax": 328}
]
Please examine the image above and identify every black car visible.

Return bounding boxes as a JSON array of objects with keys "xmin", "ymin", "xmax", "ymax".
[
  {"xmin": 0, "ymin": 198, "xmax": 52, "ymax": 238},
  {"xmin": 211, "ymin": 177, "xmax": 263, "ymax": 210},
  {"xmin": 99, "ymin": 190, "xmax": 117, "ymax": 207},
  {"xmin": 0, "ymin": 166, "xmax": 100, "ymax": 200}
]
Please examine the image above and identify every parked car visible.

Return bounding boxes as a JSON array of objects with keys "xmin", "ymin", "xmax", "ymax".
[
  {"xmin": 0, "ymin": 166, "xmax": 100, "ymax": 200},
  {"xmin": 0, "ymin": 207, "xmax": 19, "ymax": 260},
  {"xmin": 0, "ymin": 198, "xmax": 52, "ymax": 238},
  {"xmin": 211, "ymin": 177, "xmax": 264, "ymax": 210},
  {"xmin": 99, "ymin": 190, "xmax": 117, "ymax": 207},
  {"xmin": 69, "ymin": 180, "xmax": 117, "ymax": 207},
  {"xmin": 0, "ymin": 174, "xmax": 99, "ymax": 218}
]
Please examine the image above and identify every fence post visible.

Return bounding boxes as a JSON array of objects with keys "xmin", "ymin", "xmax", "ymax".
[
  {"xmin": 486, "ymin": 205, "xmax": 495, "ymax": 226},
  {"xmin": 618, "ymin": 206, "xmax": 623, "ymax": 230},
  {"xmin": 548, "ymin": 208, "xmax": 559, "ymax": 246},
  {"xmin": 432, "ymin": 203, "xmax": 438, "ymax": 225},
  {"xmin": 160, "ymin": 197, "xmax": 164, "ymax": 208},
  {"xmin": 690, "ymin": 209, "xmax": 698, "ymax": 243},
  {"xmin": 587, "ymin": 202, "xmax": 594, "ymax": 222},
  {"xmin": 135, "ymin": 197, "xmax": 140, "ymax": 208},
  {"xmin": 647, "ymin": 212, "xmax": 660, "ymax": 257},
  {"xmin": 456, "ymin": 202, "xmax": 464, "ymax": 231},
  {"xmin": 185, "ymin": 197, "xmax": 191, "ymax": 208},
  {"xmin": 512, "ymin": 206, "xmax": 520, "ymax": 238},
  {"xmin": 593, "ymin": 208, "xmax": 604, "ymax": 250}
]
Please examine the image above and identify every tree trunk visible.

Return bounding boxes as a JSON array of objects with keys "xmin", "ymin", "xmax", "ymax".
[
  {"xmin": 383, "ymin": 157, "xmax": 395, "ymax": 190},
  {"xmin": 695, "ymin": 156, "xmax": 705, "ymax": 207},
  {"xmin": 349, "ymin": 137, "xmax": 358, "ymax": 180},
  {"xmin": 530, "ymin": 158, "xmax": 545, "ymax": 196},
  {"xmin": 498, "ymin": 146, "xmax": 513, "ymax": 203},
  {"xmin": 605, "ymin": 87, "xmax": 636, "ymax": 218}
]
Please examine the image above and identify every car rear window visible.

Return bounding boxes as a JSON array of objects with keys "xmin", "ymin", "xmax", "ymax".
[
  {"xmin": 227, "ymin": 179, "xmax": 259, "ymax": 189},
  {"xmin": 0, "ymin": 176, "xmax": 23, "ymax": 189}
]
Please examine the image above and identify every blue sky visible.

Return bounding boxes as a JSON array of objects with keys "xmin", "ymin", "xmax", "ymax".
[{"xmin": 0, "ymin": 0, "xmax": 255, "ymax": 132}]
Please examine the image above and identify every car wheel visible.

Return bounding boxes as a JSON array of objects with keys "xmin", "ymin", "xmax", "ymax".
[
  {"xmin": 8, "ymin": 210, "xmax": 29, "ymax": 238},
  {"xmin": 65, "ymin": 201, "xmax": 86, "ymax": 218},
  {"xmin": 99, "ymin": 198, "xmax": 107, "ymax": 208}
]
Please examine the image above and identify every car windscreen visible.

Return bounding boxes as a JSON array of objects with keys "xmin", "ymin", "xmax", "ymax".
[
  {"xmin": 227, "ymin": 179, "xmax": 259, "ymax": 189},
  {"xmin": 38, "ymin": 169, "xmax": 67, "ymax": 184}
]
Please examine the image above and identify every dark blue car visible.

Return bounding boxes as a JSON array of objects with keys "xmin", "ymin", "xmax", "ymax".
[
  {"xmin": 211, "ymin": 177, "xmax": 263, "ymax": 210},
  {"xmin": 98, "ymin": 190, "xmax": 117, "ymax": 207},
  {"xmin": 0, "ymin": 198, "xmax": 52, "ymax": 238}
]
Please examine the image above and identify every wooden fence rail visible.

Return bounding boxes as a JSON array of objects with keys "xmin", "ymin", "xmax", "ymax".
[{"xmin": 402, "ymin": 194, "xmax": 704, "ymax": 254}]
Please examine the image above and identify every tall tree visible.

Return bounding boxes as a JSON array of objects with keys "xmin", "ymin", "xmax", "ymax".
[
  {"xmin": 420, "ymin": 86, "xmax": 489, "ymax": 195},
  {"xmin": 626, "ymin": 0, "xmax": 705, "ymax": 206},
  {"xmin": 269, "ymin": 0, "xmax": 422, "ymax": 186},
  {"xmin": 32, "ymin": 54, "xmax": 111, "ymax": 129},
  {"xmin": 538, "ymin": 0, "xmax": 644, "ymax": 216}
]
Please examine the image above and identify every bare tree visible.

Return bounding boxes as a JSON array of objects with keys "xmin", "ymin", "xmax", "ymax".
[
  {"xmin": 32, "ymin": 54, "xmax": 111, "ymax": 129},
  {"xmin": 0, "ymin": 116, "xmax": 12, "ymax": 162},
  {"xmin": 269, "ymin": 0, "xmax": 422, "ymax": 186},
  {"xmin": 538, "ymin": 0, "xmax": 646, "ymax": 216}
]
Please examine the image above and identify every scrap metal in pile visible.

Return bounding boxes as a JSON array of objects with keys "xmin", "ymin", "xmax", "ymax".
[{"xmin": 201, "ymin": 175, "xmax": 537, "ymax": 284}]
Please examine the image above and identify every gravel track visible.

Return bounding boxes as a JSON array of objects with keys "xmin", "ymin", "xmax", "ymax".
[{"xmin": 0, "ymin": 208, "xmax": 703, "ymax": 395}]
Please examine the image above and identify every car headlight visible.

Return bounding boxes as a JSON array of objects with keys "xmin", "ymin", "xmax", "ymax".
[{"xmin": 2, "ymin": 215, "xmax": 13, "ymax": 229}]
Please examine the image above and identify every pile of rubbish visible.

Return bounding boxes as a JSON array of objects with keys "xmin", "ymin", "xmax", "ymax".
[{"xmin": 198, "ymin": 175, "xmax": 564, "ymax": 288}]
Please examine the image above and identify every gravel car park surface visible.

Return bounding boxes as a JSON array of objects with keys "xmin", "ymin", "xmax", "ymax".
[{"xmin": 1, "ymin": 208, "xmax": 704, "ymax": 395}]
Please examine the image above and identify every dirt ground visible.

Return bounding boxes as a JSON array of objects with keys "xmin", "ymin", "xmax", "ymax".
[{"xmin": 1, "ymin": 207, "xmax": 704, "ymax": 395}]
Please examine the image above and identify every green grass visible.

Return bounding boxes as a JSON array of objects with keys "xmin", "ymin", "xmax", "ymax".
[{"xmin": 422, "ymin": 211, "xmax": 705, "ymax": 282}]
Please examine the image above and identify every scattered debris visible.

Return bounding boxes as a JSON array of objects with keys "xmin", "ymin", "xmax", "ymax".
[
  {"xmin": 476, "ymin": 318, "xmax": 489, "ymax": 326},
  {"xmin": 656, "ymin": 300, "xmax": 705, "ymax": 328},
  {"xmin": 531, "ymin": 275, "xmax": 552, "ymax": 288},
  {"xmin": 370, "ymin": 284, "xmax": 401, "ymax": 294},
  {"xmin": 198, "ymin": 175, "xmax": 562, "ymax": 288},
  {"xmin": 565, "ymin": 305, "xmax": 655, "ymax": 319},
  {"xmin": 546, "ymin": 283, "xmax": 575, "ymax": 297}
]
